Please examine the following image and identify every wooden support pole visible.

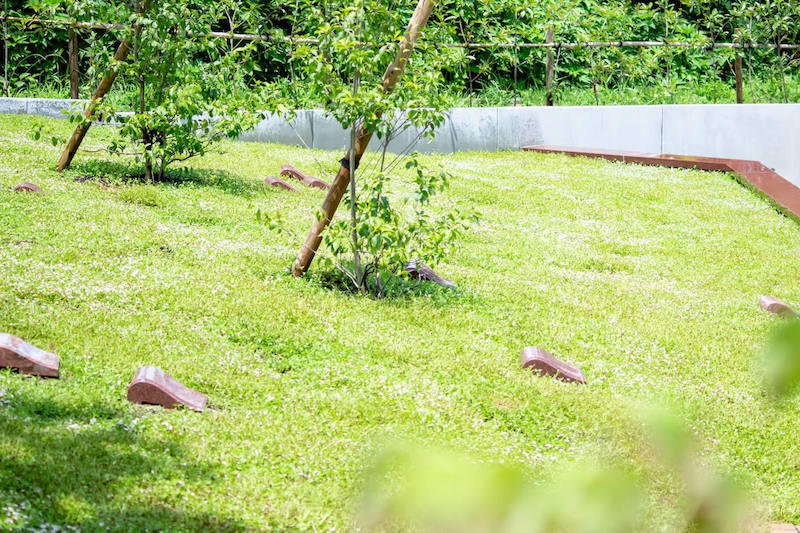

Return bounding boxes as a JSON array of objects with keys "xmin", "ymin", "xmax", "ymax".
[
  {"xmin": 545, "ymin": 26, "xmax": 554, "ymax": 106},
  {"xmin": 68, "ymin": 28, "xmax": 79, "ymax": 99},
  {"xmin": 56, "ymin": 36, "xmax": 131, "ymax": 171},
  {"xmin": 3, "ymin": 0, "xmax": 8, "ymax": 97},
  {"xmin": 291, "ymin": 0, "xmax": 435, "ymax": 278},
  {"xmin": 56, "ymin": 1, "xmax": 149, "ymax": 172},
  {"xmin": 734, "ymin": 29, "xmax": 743, "ymax": 104},
  {"xmin": 735, "ymin": 55, "xmax": 743, "ymax": 104}
]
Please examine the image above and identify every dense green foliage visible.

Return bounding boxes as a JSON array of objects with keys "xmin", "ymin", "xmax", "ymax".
[
  {"xmin": 320, "ymin": 158, "xmax": 477, "ymax": 295},
  {"xmin": 3, "ymin": 113, "xmax": 800, "ymax": 530},
  {"xmin": 2, "ymin": 0, "xmax": 798, "ymax": 104}
]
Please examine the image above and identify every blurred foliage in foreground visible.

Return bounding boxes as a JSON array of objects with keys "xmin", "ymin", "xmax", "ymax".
[
  {"xmin": 762, "ymin": 319, "xmax": 800, "ymax": 401},
  {"xmin": 358, "ymin": 405, "xmax": 758, "ymax": 533},
  {"xmin": 356, "ymin": 316, "xmax": 800, "ymax": 533}
]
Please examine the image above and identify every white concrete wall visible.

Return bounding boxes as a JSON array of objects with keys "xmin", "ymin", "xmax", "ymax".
[
  {"xmin": 660, "ymin": 105, "xmax": 800, "ymax": 188},
  {"xmin": 0, "ymin": 98, "xmax": 85, "ymax": 118},
  {"xmin": 238, "ymin": 103, "xmax": 800, "ymax": 186},
  {"xmin": 3, "ymin": 97, "xmax": 798, "ymax": 186},
  {"xmin": 242, "ymin": 104, "xmax": 800, "ymax": 186}
]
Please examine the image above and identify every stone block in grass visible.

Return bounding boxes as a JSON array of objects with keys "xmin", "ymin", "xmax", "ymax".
[
  {"xmin": 404, "ymin": 260, "xmax": 455, "ymax": 287},
  {"xmin": 13, "ymin": 182, "xmax": 43, "ymax": 194},
  {"xmin": 520, "ymin": 346, "xmax": 585, "ymax": 384},
  {"xmin": 280, "ymin": 165, "xmax": 330, "ymax": 190},
  {"xmin": 127, "ymin": 366, "xmax": 207, "ymax": 412},
  {"xmin": 759, "ymin": 296, "xmax": 797, "ymax": 318},
  {"xmin": 0, "ymin": 333, "xmax": 59, "ymax": 377},
  {"xmin": 265, "ymin": 176, "xmax": 297, "ymax": 192}
]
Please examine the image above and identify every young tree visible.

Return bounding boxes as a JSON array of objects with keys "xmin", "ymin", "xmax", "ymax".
[
  {"xmin": 260, "ymin": 0, "xmax": 476, "ymax": 294},
  {"xmin": 289, "ymin": 0, "xmax": 453, "ymax": 278},
  {"xmin": 60, "ymin": 0, "xmax": 262, "ymax": 179}
]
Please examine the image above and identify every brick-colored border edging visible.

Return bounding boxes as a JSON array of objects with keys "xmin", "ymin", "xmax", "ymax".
[
  {"xmin": 770, "ymin": 524, "xmax": 800, "ymax": 532},
  {"xmin": 522, "ymin": 145, "xmax": 800, "ymax": 221}
]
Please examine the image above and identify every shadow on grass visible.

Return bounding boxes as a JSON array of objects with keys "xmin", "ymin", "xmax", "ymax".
[
  {"xmin": 303, "ymin": 267, "xmax": 485, "ymax": 308},
  {"xmin": 0, "ymin": 392, "xmax": 252, "ymax": 532},
  {"xmin": 70, "ymin": 159, "xmax": 143, "ymax": 183},
  {"xmin": 6, "ymin": 392, "xmax": 121, "ymax": 422},
  {"xmin": 249, "ymin": 255, "xmax": 483, "ymax": 307},
  {"xmin": 160, "ymin": 166, "xmax": 262, "ymax": 198},
  {"xmin": 70, "ymin": 159, "xmax": 262, "ymax": 198}
]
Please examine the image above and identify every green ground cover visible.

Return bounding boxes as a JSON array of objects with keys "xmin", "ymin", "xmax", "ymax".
[{"xmin": 1, "ymin": 113, "xmax": 799, "ymax": 531}]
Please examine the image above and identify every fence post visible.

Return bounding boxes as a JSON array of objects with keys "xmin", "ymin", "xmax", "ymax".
[
  {"xmin": 512, "ymin": 1, "xmax": 519, "ymax": 106},
  {"xmin": 68, "ymin": 27, "xmax": 79, "ymax": 99},
  {"xmin": 3, "ymin": 0, "xmax": 8, "ymax": 97},
  {"xmin": 513, "ymin": 44, "xmax": 519, "ymax": 106},
  {"xmin": 545, "ymin": 26, "xmax": 554, "ymax": 106},
  {"xmin": 734, "ymin": 54, "xmax": 743, "ymax": 104},
  {"xmin": 734, "ymin": 30, "xmax": 743, "ymax": 104}
]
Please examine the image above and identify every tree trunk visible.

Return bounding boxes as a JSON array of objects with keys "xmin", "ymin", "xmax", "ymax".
[
  {"xmin": 144, "ymin": 156, "xmax": 153, "ymax": 182},
  {"xmin": 291, "ymin": 0, "xmax": 435, "ymax": 278},
  {"xmin": 56, "ymin": 1, "xmax": 151, "ymax": 172}
]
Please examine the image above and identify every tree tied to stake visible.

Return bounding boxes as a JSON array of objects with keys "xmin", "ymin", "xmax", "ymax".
[
  {"xmin": 56, "ymin": 0, "xmax": 261, "ymax": 178},
  {"xmin": 291, "ymin": 0, "xmax": 435, "ymax": 278},
  {"xmin": 56, "ymin": 0, "xmax": 151, "ymax": 172}
]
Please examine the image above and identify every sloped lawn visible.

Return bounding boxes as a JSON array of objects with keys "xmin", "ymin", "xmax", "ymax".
[{"xmin": 1, "ymin": 113, "xmax": 799, "ymax": 531}]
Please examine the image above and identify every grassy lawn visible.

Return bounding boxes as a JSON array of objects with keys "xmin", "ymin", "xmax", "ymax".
[{"xmin": 1, "ymin": 113, "xmax": 799, "ymax": 531}]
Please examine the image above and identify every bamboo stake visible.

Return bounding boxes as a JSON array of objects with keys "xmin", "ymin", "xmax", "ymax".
[
  {"xmin": 291, "ymin": 0, "xmax": 435, "ymax": 278},
  {"xmin": 56, "ymin": 1, "xmax": 150, "ymax": 172}
]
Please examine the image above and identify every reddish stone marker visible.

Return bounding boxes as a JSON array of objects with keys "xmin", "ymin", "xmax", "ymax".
[
  {"xmin": 759, "ymin": 296, "xmax": 797, "ymax": 318},
  {"xmin": 279, "ymin": 165, "xmax": 331, "ymax": 190},
  {"xmin": 264, "ymin": 176, "xmax": 298, "ymax": 192},
  {"xmin": 127, "ymin": 366, "xmax": 207, "ymax": 412},
  {"xmin": 13, "ymin": 182, "xmax": 43, "ymax": 194},
  {"xmin": 520, "ymin": 346, "xmax": 586, "ymax": 384},
  {"xmin": 404, "ymin": 260, "xmax": 456, "ymax": 287},
  {"xmin": 0, "ymin": 333, "xmax": 59, "ymax": 378},
  {"xmin": 769, "ymin": 524, "xmax": 799, "ymax": 533}
]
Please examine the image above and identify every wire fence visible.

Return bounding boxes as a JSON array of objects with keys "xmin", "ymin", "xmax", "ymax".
[
  {"xmin": 2, "ymin": 12, "xmax": 798, "ymax": 105},
  {"xmin": 6, "ymin": 17, "xmax": 800, "ymax": 49}
]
